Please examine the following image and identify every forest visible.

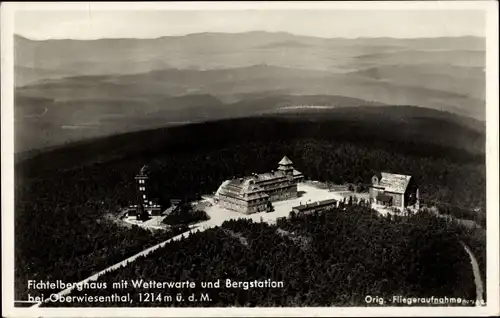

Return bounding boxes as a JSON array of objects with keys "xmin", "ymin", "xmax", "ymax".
[
  {"xmin": 48, "ymin": 201, "xmax": 480, "ymax": 307},
  {"xmin": 162, "ymin": 202, "xmax": 210, "ymax": 226},
  {"xmin": 14, "ymin": 167, "xmax": 188, "ymax": 301},
  {"xmin": 15, "ymin": 109, "xmax": 486, "ymax": 302}
]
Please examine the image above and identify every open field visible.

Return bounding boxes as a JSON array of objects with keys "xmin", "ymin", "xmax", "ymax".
[
  {"xmin": 202, "ymin": 183, "xmax": 345, "ymax": 225},
  {"xmin": 121, "ymin": 182, "xmax": 362, "ymax": 231}
]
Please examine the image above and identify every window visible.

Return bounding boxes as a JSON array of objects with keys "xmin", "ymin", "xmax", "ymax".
[{"xmin": 143, "ymin": 195, "xmax": 146, "ymax": 199}]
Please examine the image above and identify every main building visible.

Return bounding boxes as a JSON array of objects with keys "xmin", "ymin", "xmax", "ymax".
[{"xmin": 214, "ymin": 156, "xmax": 304, "ymax": 214}]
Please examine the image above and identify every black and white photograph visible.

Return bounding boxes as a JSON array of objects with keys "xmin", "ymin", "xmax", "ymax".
[{"xmin": 2, "ymin": 1, "xmax": 499, "ymax": 317}]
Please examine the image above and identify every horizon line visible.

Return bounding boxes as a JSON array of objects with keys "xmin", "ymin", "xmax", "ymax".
[{"xmin": 14, "ymin": 30, "xmax": 486, "ymax": 42}]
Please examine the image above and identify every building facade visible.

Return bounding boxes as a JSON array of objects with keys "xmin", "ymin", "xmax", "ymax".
[
  {"xmin": 214, "ymin": 156, "xmax": 304, "ymax": 214},
  {"xmin": 369, "ymin": 172, "xmax": 419, "ymax": 211}
]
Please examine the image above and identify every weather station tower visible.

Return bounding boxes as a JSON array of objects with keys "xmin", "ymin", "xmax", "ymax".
[
  {"xmin": 135, "ymin": 165, "xmax": 150, "ymax": 207},
  {"xmin": 131, "ymin": 165, "xmax": 162, "ymax": 218}
]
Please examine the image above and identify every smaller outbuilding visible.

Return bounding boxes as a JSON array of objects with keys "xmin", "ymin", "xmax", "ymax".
[
  {"xmin": 369, "ymin": 172, "xmax": 420, "ymax": 211},
  {"xmin": 292, "ymin": 198, "xmax": 338, "ymax": 214}
]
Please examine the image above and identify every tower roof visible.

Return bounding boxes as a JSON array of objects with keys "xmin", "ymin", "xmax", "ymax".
[
  {"xmin": 279, "ymin": 156, "xmax": 293, "ymax": 165},
  {"xmin": 139, "ymin": 165, "xmax": 149, "ymax": 176}
]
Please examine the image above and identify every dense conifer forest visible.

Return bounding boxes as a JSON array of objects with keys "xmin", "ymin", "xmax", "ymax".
[
  {"xmin": 49, "ymin": 204, "xmax": 479, "ymax": 307},
  {"xmin": 15, "ymin": 108, "xmax": 486, "ymax": 303},
  {"xmin": 162, "ymin": 203, "xmax": 210, "ymax": 225}
]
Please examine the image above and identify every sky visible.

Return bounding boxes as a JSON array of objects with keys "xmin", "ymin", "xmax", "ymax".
[{"xmin": 14, "ymin": 7, "xmax": 486, "ymax": 40}]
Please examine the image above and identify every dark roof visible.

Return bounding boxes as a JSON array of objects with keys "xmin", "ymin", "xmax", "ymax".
[
  {"xmin": 292, "ymin": 169, "xmax": 304, "ymax": 177},
  {"xmin": 254, "ymin": 170, "xmax": 287, "ymax": 181},
  {"xmin": 292, "ymin": 199, "xmax": 337, "ymax": 212},
  {"xmin": 216, "ymin": 178, "xmax": 269, "ymax": 201}
]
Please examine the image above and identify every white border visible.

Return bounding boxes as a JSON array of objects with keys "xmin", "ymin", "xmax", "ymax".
[
  {"xmin": 1, "ymin": 1, "xmax": 498, "ymax": 11},
  {"xmin": 2, "ymin": 1, "xmax": 499, "ymax": 317}
]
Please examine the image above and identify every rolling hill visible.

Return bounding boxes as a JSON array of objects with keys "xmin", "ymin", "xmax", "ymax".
[
  {"xmin": 15, "ymin": 106, "xmax": 485, "ymax": 171},
  {"xmin": 13, "ymin": 32, "xmax": 486, "ymax": 153},
  {"xmin": 14, "ymin": 32, "xmax": 485, "ymax": 77}
]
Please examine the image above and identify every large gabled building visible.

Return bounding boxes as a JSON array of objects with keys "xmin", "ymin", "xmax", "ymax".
[
  {"xmin": 369, "ymin": 172, "xmax": 419, "ymax": 211},
  {"xmin": 214, "ymin": 156, "xmax": 304, "ymax": 214}
]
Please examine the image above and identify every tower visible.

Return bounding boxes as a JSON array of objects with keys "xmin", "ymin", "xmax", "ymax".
[
  {"xmin": 135, "ymin": 165, "xmax": 150, "ymax": 208},
  {"xmin": 415, "ymin": 188, "xmax": 420, "ymax": 210},
  {"xmin": 277, "ymin": 155, "xmax": 294, "ymax": 176}
]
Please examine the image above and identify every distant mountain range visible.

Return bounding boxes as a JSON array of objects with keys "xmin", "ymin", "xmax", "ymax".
[
  {"xmin": 14, "ymin": 32, "xmax": 485, "ymax": 80},
  {"xmin": 13, "ymin": 31, "xmax": 486, "ymax": 153}
]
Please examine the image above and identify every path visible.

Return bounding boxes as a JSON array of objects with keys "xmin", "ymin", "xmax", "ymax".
[
  {"xmin": 461, "ymin": 242, "xmax": 485, "ymax": 306},
  {"xmin": 31, "ymin": 182, "xmax": 335, "ymax": 308},
  {"xmin": 428, "ymin": 207, "xmax": 485, "ymax": 305},
  {"xmin": 31, "ymin": 220, "xmax": 219, "ymax": 308},
  {"xmin": 31, "ymin": 183, "xmax": 482, "ymax": 307},
  {"xmin": 370, "ymin": 204, "xmax": 485, "ymax": 305}
]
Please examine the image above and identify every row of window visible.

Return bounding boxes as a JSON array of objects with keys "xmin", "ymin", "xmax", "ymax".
[{"xmin": 267, "ymin": 187, "xmax": 293, "ymax": 194}]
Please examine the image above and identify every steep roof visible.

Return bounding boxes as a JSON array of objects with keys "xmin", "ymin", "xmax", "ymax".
[
  {"xmin": 137, "ymin": 164, "xmax": 149, "ymax": 176},
  {"xmin": 216, "ymin": 178, "xmax": 269, "ymax": 200},
  {"xmin": 279, "ymin": 156, "xmax": 293, "ymax": 165},
  {"xmin": 255, "ymin": 170, "xmax": 287, "ymax": 181},
  {"xmin": 375, "ymin": 172, "xmax": 412, "ymax": 194}
]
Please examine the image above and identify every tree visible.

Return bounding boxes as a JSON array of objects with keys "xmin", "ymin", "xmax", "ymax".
[{"xmin": 267, "ymin": 201, "xmax": 275, "ymax": 212}]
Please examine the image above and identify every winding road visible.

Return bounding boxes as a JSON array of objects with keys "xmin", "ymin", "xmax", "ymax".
[
  {"xmin": 30, "ymin": 187, "xmax": 486, "ymax": 308},
  {"xmin": 461, "ymin": 242, "xmax": 485, "ymax": 305}
]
